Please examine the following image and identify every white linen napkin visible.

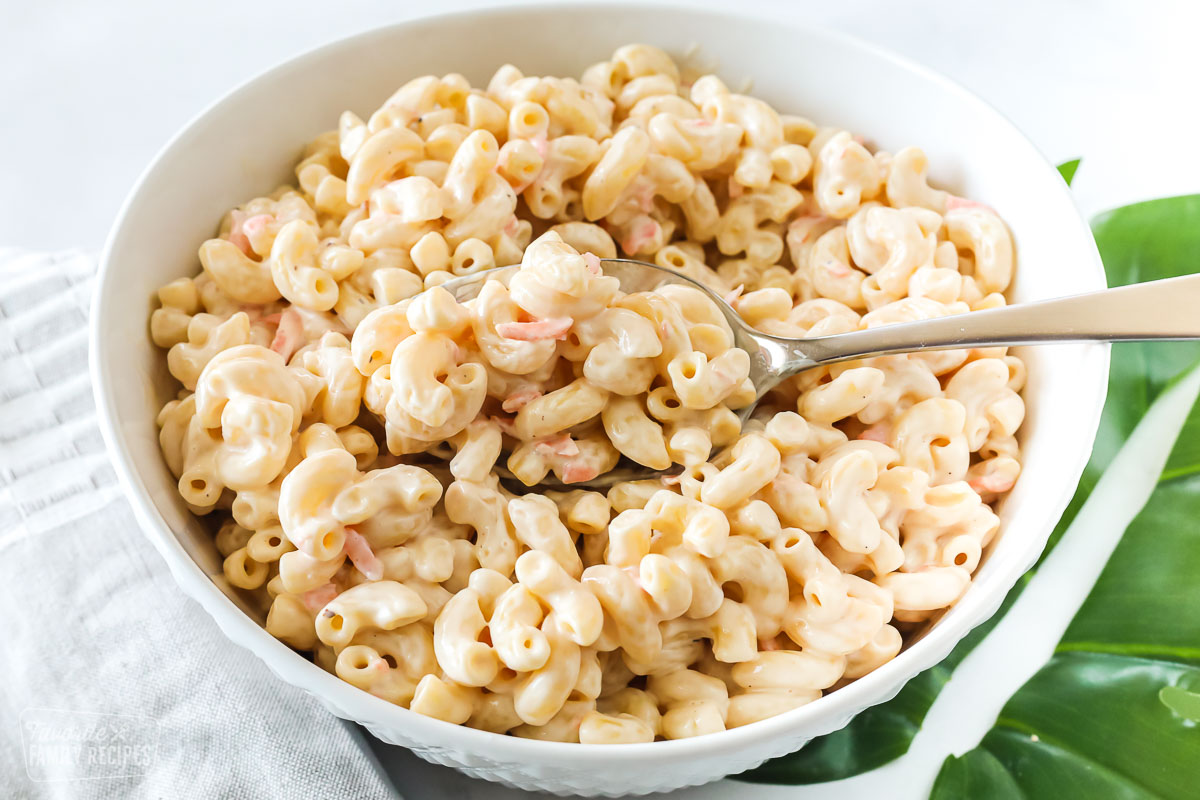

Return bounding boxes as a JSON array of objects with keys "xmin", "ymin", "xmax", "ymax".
[{"xmin": 0, "ymin": 249, "xmax": 398, "ymax": 799}]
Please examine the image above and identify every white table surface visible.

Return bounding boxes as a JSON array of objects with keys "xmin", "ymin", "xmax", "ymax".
[{"xmin": 5, "ymin": 0, "xmax": 1199, "ymax": 797}]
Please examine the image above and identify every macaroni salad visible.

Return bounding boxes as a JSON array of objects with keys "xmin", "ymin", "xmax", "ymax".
[{"xmin": 151, "ymin": 45, "xmax": 1024, "ymax": 742}]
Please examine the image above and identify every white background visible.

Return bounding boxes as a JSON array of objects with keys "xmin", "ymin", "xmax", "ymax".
[{"xmin": 4, "ymin": 0, "xmax": 1199, "ymax": 797}]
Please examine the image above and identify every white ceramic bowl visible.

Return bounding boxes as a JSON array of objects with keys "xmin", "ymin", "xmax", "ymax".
[{"xmin": 90, "ymin": 4, "xmax": 1109, "ymax": 795}]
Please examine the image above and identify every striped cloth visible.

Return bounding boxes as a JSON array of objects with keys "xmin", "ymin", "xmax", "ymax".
[{"xmin": 0, "ymin": 250, "xmax": 397, "ymax": 800}]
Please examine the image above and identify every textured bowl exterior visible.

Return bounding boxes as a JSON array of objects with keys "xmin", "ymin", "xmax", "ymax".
[{"xmin": 90, "ymin": 4, "xmax": 1109, "ymax": 796}]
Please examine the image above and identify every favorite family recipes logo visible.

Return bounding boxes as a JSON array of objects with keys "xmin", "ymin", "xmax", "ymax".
[{"xmin": 20, "ymin": 708, "xmax": 159, "ymax": 782}]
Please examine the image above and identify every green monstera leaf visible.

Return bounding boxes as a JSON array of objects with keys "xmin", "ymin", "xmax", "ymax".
[
  {"xmin": 1057, "ymin": 158, "xmax": 1081, "ymax": 185},
  {"xmin": 931, "ymin": 384, "xmax": 1200, "ymax": 799},
  {"xmin": 741, "ymin": 189, "xmax": 1200, "ymax": 785},
  {"xmin": 1042, "ymin": 194, "xmax": 1200, "ymax": 558}
]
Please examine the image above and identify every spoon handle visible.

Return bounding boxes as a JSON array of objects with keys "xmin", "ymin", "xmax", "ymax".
[{"xmin": 780, "ymin": 272, "xmax": 1200, "ymax": 370}]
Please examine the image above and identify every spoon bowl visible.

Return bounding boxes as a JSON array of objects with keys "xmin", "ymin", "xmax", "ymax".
[{"xmin": 440, "ymin": 257, "xmax": 796, "ymax": 419}]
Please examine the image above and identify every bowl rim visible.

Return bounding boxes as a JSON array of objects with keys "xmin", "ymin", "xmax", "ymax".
[{"xmin": 89, "ymin": 0, "xmax": 1110, "ymax": 763}]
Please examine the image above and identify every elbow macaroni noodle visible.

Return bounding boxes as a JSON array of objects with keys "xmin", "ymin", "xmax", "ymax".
[{"xmin": 152, "ymin": 44, "xmax": 1023, "ymax": 742}]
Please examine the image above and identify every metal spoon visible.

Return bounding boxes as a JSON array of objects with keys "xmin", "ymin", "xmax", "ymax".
[{"xmin": 440, "ymin": 258, "xmax": 1200, "ymax": 489}]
